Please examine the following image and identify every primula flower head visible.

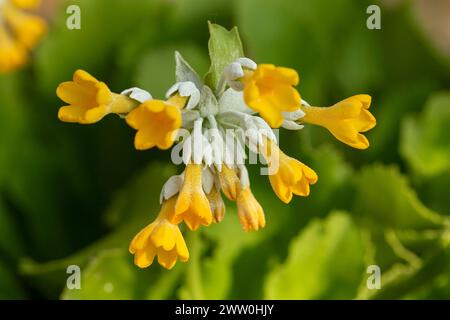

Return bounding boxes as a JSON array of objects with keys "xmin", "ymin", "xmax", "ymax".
[
  {"xmin": 0, "ymin": 0, "xmax": 46, "ymax": 73},
  {"xmin": 57, "ymin": 24, "xmax": 376, "ymax": 270}
]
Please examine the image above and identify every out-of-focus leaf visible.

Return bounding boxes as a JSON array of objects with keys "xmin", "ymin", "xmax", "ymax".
[
  {"xmin": 264, "ymin": 211, "xmax": 365, "ymax": 299},
  {"xmin": 135, "ymin": 44, "xmax": 209, "ymax": 98},
  {"xmin": 61, "ymin": 249, "xmax": 184, "ymax": 300},
  {"xmin": 400, "ymin": 92, "xmax": 450, "ymax": 178},
  {"xmin": 417, "ymin": 172, "xmax": 450, "ymax": 216},
  {"xmin": 353, "ymin": 165, "xmax": 446, "ymax": 230},
  {"xmin": 204, "ymin": 23, "xmax": 244, "ymax": 91},
  {"xmin": 365, "ymin": 83, "xmax": 437, "ymax": 162},
  {"xmin": 359, "ymin": 238, "xmax": 450, "ymax": 299}
]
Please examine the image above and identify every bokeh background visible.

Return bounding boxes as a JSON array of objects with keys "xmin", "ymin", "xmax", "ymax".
[{"xmin": 1, "ymin": 0, "xmax": 450, "ymax": 299}]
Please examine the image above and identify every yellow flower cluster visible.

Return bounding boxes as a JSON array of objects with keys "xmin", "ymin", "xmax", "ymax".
[
  {"xmin": 57, "ymin": 41, "xmax": 376, "ymax": 270},
  {"xmin": 0, "ymin": 0, "xmax": 46, "ymax": 73}
]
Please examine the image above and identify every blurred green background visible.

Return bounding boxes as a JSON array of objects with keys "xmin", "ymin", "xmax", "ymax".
[{"xmin": 1, "ymin": 0, "xmax": 450, "ymax": 300}]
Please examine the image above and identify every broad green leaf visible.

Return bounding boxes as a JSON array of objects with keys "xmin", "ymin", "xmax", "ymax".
[
  {"xmin": 204, "ymin": 23, "xmax": 244, "ymax": 91},
  {"xmin": 400, "ymin": 92, "xmax": 450, "ymax": 177},
  {"xmin": 264, "ymin": 211, "xmax": 365, "ymax": 299},
  {"xmin": 353, "ymin": 165, "xmax": 446, "ymax": 230}
]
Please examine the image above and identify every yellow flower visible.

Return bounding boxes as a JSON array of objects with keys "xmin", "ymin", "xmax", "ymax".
[
  {"xmin": 218, "ymin": 165, "xmax": 240, "ymax": 201},
  {"xmin": 126, "ymin": 95, "xmax": 185, "ymax": 150},
  {"xmin": 207, "ymin": 186, "xmax": 225, "ymax": 223},
  {"xmin": 0, "ymin": 27, "xmax": 27, "ymax": 73},
  {"xmin": 0, "ymin": 0, "xmax": 46, "ymax": 74},
  {"xmin": 300, "ymin": 95, "xmax": 376, "ymax": 149},
  {"xmin": 129, "ymin": 197, "xmax": 189, "ymax": 270},
  {"xmin": 57, "ymin": 70, "xmax": 138, "ymax": 124},
  {"xmin": 174, "ymin": 164, "xmax": 213, "ymax": 230},
  {"xmin": 236, "ymin": 186, "xmax": 265, "ymax": 232},
  {"xmin": 3, "ymin": 2, "xmax": 46, "ymax": 49},
  {"xmin": 262, "ymin": 138, "xmax": 318, "ymax": 203},
  {"xmin": 242, "ymin": 64, "xmax": 301, "ymax": 128},
  {"xmin": 11, "ymin": 0, "xmax": 40, "ymax": 8}
]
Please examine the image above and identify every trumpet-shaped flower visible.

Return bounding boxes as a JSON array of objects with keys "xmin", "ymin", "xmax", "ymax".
[
  {"xmin": 57, "ymin": 70, "xmax": 140, "ymax": 124},
  {"xmin": 0, "ymin": 0, "xmax": 46, "ymax": 73},
  {"xmin": 129, "ymin": 198, "xmax": 189, "ymax": 270},
  {"xmin": 126, "ymin": 96, "xmax": 185, "ymax": 150},
  {"xmin": 174, "ymin": 164, "xmax": 213, "ymax": 230},
  {"xmin": 236, "ymin": 186, "xmax": 266, "ymax": 232},
  {"xmin": 300, "ymin": 95, "xmax": 376, "ymax": 149}
]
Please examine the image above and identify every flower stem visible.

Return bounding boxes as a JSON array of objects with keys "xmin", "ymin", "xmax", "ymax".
[{"xmin": 110, "ymin": 93, "xmax": 140, "ymax": 114}]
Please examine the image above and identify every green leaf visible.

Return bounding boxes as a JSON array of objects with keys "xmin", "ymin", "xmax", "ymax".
[
  {"xmin": 264, "ymin": 211, "xmax": 365, "ymax": 299},
  {"xmin": 360, "ymin": 238, "xmax": 450, "ymax": 299},
  {"xmin": 204, "ymin": 23, "xmax": 244, "ymax": 91},
  {"xmin": 353, "ymin": 164, "xmax": 446, "ymax": 230},
  {"xmin": 400, "ymin": 92, "xmax": 450, "ymax": 177}
]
